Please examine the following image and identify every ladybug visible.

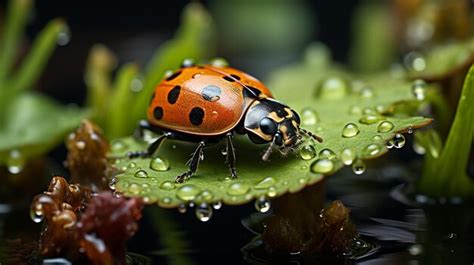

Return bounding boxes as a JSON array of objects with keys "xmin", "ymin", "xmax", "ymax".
[{"xmin": 128, "ymin": 60, "xmax": 322, "ymax": 183}]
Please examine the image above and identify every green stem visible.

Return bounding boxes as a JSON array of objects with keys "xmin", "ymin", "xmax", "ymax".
[
  {"xmin": 0, "ymin": 0, "xmax": 33, "ymax": 83},
  {"xmin": 418, "ymin": 65, "xmax": 474, "ymax": 197},
  {"xmin": 105, "ymin": 63, "xmax": 139, "ymax": 139},
  {"xmin": 10, "ymin": 19, "xmax": 66, "ymax": 93}
]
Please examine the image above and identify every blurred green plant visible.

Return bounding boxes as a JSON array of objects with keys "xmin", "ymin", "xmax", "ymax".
[
  {"xmin": 109, "ymin": 44, "xmax": 431, "ymax": 208},
  {"xmin": 416, "ymin": 65, "xmax": 474, "ymax": 197},
  {"xmin": 0, "ymin": 0, "xmax": 85, "ymax": 168},
  {"xmin": 85, "ymin": 3, "xmax": 215, "ymax": 140}
]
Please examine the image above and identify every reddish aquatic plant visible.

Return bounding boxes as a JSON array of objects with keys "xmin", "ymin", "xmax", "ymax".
[{"xmin": 30, "ymin": 177, "xmax": 143, "ymax": 264}]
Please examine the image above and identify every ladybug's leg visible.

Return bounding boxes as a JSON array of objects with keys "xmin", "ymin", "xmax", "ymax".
[
  {"xmin": 127, "ymin": 132, "xmax": 171, "ymax": 159},
  {"xmin": 175, "ymin": 140, "xmax": 206, "ymax": 183},
  {"xmin": 225, "ymin": 132, "xmax": 238, "ymax": 179}
]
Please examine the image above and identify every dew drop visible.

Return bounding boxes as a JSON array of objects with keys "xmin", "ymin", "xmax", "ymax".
[
  {"xmin": 177, "ymin": 185, "xmax": 201, "ymax": 201},
  {"xmin": 161, "ymin": 197, "xmax": 172, "ymax": 205},
  {"xmin": 227, "ymin": 182, "xmax": 251, "ymax": 196},
  {"xmin": 412, "ymin": 79, "xmax": 427, "ymax": 101},
  {"xmin": 360, "ymin": 86, "xmax": 374, "ymax": 98},
  {"xmin": 299, "ymin": 145, "xmax": 317, "ymax": 160},
  {"xmin": 181, "ymin": 58, "xmax": 195, "ymax": 68},
  {"xmin": 342, "ymin": 123, "xmax": 360, "ymax": 138},
  {"xmin": 111, "ymin": 140, "xmax": 127, "ymax": 152},
  {"xmin": 30, "ymin": 203, "xmax": 44, "ymax": 223},
  {"xmin": 130, "ymin": 77, "xmax": 144, "ymax": 93},
  {"xmin": 212, "ymin": 201, "xmax": 223, "ymax": 210},
  {"xmin": 195, "ymin": 203, "xmax": 213, "ymax": 222},
  {"xmin": 221, "ymin": 149, "xmax": 227, "ymax": 156},
  {"xmin": 310, "ymin": 158, "xmax": 334, "ymax": 174},
  {"xmin": 149, "ymin": 157, "xmax": 170, "ymax": 171},
  {"xmin": 404, "ymin": 51, "xmax": 426, "ymax": 72},
  {"xmin": 178, "ymin": 203, "xmax": 187, "ymax": 213},
  {"xmin": 351, "ymin": 159, "xmax": 366, "ymax": 175},
  {"xmin": 408, "ymin": 244, "xmax": 423, "ymax": 256},
  {"xmin": 300, "ymin": 107, "xmax": 319, "ymax": 126},
  {"xmin": 377, "ymin": 121, "xmax": 394, "ymax": 133},
  {"xmin": 372, "ymin": 135, "xmax": 383, "ymax": 142},
  {"xmin": 254, "ymin": 196, "xmax": 271, "ymax": 213},
  {"xmin": 75, "ymin": 141, "xmax": 86, "ymax": 150},
  {"xmin": 413, "ymin": 141, "xmax": 426, "ymax": 154},
  {"xmin": 128, "ymin": 183, "xmax": 140, "ymax": 195},
  {"xmin": 340, "ymin": 148, "xmax": 356, "ymax": 165},
  {"xmin": 128, "ymin": 162, "xmax": 137, "ymax": 168},
  {"xmin": 266, "ymin": 186, "xmax": 277, "ymax": 198},
  {"xmin": 210, "ymin": 57, "xmax": 229, "ymax": 67},
  {"xmin": 363, "ymin": 143, "xmax": 382, "ymax": 157},
  {"xmin": 363, "ymin": 107, "xmax": 376, "ymax": 115},
  {"xmin": 108, "ymin": 178, "xmax": 117, "ymax": 190},
  {"xmin": 391, "ymin": 134, "xmax": 406, "ymax": 149},
  {"xmin": 160, "ymin": 181, "xmax": 176, "ymax": 190},
  {"xmin": 134, "ymin": 169, "xmax": 149, "ymax": 178},
  {"xmin": 315, "ymin": 76, "xmax": 349, "ymax": 100},
  {"xmin": 318, "ymin": 148, "xmax": 336, "ymax": 159},
  {"xmin": 349, "ymin": 105, "xmax": 362, "ymax": 115},
  {"xmin": 199, "ymin": 190, "xmax": 214, "ymax": 202},
  {"xmin": 255, "ymin": 177, "xmax": 277, "ymax": 190},
  {"xmin": 164, "ymin": 70, "xmax": 174, "ymax": 78},
  {"xmin": 359, "ymin": 115, "xmax": 381, "ymax": 125},
  {"xmin": 7, "ymin": 150, "xmax": 25, "ymax": 174},
  {"xmin": 57, "ymin": 26, "xmax": 71, "ymax": 46}
]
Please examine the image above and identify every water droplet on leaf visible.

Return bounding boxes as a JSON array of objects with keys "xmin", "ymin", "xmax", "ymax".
[
  {"xmin": 300, "ymin": 108, "xmax": 319, "ymax": 126},
  {"xmin": 359, "ymin": 115, "xmax": 382, "ymax": 125},
  {"xmin": 210, "ymin": 57, "xmax": 229, "ymax": 67},
  {"xmin": 391, "ymin": 134, "xmax": 406, "ymax": 148},
  {"xmin": 255, "ymin": 177, "xmax": 277, "ymax": 189},
  {"xmin": 134, "ymin": 169, "xmax": 149, "ymax": 178},
  {"xmin": 299, "ymin": 145, "xmax": 316, "ymax": 160},
  {"xmin": 340, "ymin": 148, "xmax": 356, "ymax": 165},
  {"xmin": 318, "ymin": 148, "xmax": 336, "ymax": 159},
  {"xmin": 342, "ymin": 123, "xmax": 360, "ymax": 138},
  {"xmin": 310, "ymin": 158, "xmax": 334, "ymax": 173},
  {"xmin": 377, "ymin": 121, "xmax": 394, "ymax": 133},
  {"xmin": 7, "ymin": 150, "xmax": 25, "ymax": 174},
  {"xmin": 412, "ymin": 79, "xmax": 427, "ymax": 100},
  {"xmin": 160, "ymin": 181, "xmax": 176, "ymax": 190},
  {"xmin": 315, "ymin": 76, "xmax": 349, "ymax": 100},
  {"xmin": 177, "ymin": 185, "xmax": 201, "ymax": 201},
  {"xmin": 363, "ymin": 143, "xmax": 382, "ymax": 157},
  {"xmin": 227, "ymin": 182, "xmax": 251, "ymax": 196},
  {"xmin": 149, "ymin": 157, "xmax": 170, "ymax": 171},
  {"xmin": 212, "ymin": 201, "xmax": 222, "ymax": 210}
]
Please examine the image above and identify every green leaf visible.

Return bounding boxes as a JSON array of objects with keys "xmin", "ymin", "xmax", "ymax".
[
  {"xmin": 408, "ymin": 39, "xmax": 474, "ymax": 80},
  {"xmin": 418, "ymin": 65, "xmax": 474, "ymax": 197},
  {"xmin": 109, "ymin": 46, "xmax": 431, "ymax": 208},
  {"xmin": 0, "ymin": 0, "xmax": 33, "ymax": 82},
  {"xmin": 0, "ymin": 93, "xmax": 87, "ymax": 165}
]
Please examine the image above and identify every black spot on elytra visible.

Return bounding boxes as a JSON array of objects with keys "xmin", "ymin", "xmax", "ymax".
[
  {"xmin": 189, "ymin": 107, "xmax": 205, "ymax": 126},
  {"xmin": 243, "ymin": 86, "xmax": 262, "ymax": 98},
  {"xmin": 230, "ymin": 74, "xmax": 241, "ymax": 80},
  {"xmin": 223, "ymin": 76, "xmax": 235, "ymax": 82},
  {"xmin": 167, "ymin": 86, "xmax": 181, "ymax": 104},
  {"xmin": 166, "ymin": 71, "xmax": 182, "ymax": 81},
  {"xmin": 154, "ymin": 106, "xmax": 163, "ymax": 120},
  {"xmin": 202, "ymin": 85, "xmax": 221, "ymax": 102}
]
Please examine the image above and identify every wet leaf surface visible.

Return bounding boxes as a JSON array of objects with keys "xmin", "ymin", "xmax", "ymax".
[{"xmin": 109, "ymin": 47, "xmax": 431, "ymax": 208}]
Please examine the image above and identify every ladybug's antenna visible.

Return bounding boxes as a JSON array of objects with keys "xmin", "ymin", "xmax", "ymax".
[
  {"xmin": 262, "ymin": 139, "xmax": 275, "ymax": 162},
  {"xmin": 300, "ymin": 128, "xmax": 323, "ymax": 143}
]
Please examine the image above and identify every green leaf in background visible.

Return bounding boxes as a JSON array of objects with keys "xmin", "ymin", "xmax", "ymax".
[
  {"xmin": 0, "ymin": 93, "xmax": 87, "ymax": 168},
  {"xmin": 109, "ymin": 44, "xmax": 431, "ymax": 208},
  {"xmin": 417, "ymin": 65, "xmax": 474, "ymax": 197}
]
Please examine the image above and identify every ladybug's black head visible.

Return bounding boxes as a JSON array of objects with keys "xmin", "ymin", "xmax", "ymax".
[{"xmin": 243, "ymin": 98, "xmax": 305, "ymax": 161}]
